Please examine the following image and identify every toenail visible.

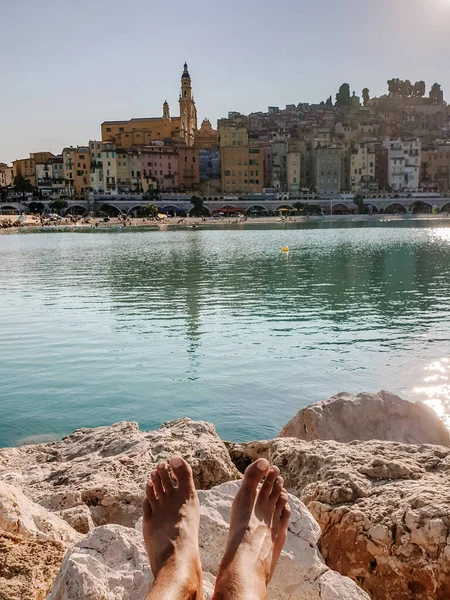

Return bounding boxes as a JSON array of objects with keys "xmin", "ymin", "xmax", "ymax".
[
  {"xmin": 151, "ymin": 470, "xmax": 158, "ymax": 477},
  {"xmin": 171, "ymin": 456, "xmax": 182, "ymax": 467},
  {"xmin": 276, "ymin": 477, "xmax": 283, "ymax": 485},
  {"xmin": 256, "ymin": 460, "xmax": 268, "ymax": 471},
  {"xmin": 157, "ymin": 462, "xmax": 165, "ymax": 469}
]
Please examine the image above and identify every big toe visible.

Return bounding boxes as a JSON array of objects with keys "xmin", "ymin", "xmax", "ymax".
[
  {"xmin": 170, "ymin": 456, "xmax": 196, "ymax": 494},
  {"xmin": 241, "ymin": 458, "xmax": 270, "ymax": 495}
]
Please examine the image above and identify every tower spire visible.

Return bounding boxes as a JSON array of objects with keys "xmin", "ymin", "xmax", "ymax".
[{"xmin": 179, "ymin": 63, "xmax": 197, "ymax": 147}]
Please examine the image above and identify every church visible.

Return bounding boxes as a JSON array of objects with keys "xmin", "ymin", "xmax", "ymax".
[{"xmin": 101, "ymin": 64, "xmax": 216, "ymax": 150}]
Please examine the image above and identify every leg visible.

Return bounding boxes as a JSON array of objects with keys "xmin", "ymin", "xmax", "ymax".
[
  {"xmin": 143, "ymin": 456, "xmax": 204, "ymax": 600},
  {"xmin": 213, "ymin": 459, "xmax": 291, "ymax": 600}
]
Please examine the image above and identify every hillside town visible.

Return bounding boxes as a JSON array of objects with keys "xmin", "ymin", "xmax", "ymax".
[{"xmin": 1, "ymin": 65, "xmax": 450, "ymax": 216}]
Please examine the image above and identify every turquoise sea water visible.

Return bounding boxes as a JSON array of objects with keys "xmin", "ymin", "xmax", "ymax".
[{"xmin": 1, "ymin": 221, "xmax": 450, "ymax": 448}]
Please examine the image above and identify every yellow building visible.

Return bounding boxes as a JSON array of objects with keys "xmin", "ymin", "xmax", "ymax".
[
  {"xmin": 219, "ymin": 126, "xmax": 248, "ymax": 148},
  {"xmin": 0, "ymin": 163, "xmax": 13, "ymax": 188},
  {"xmin": 219, "ymin": 125, "xmax": 264, "ymax": 193},
  {"xmin": 62, "ymin": 147, "xmax": 91, "ymax": 198},
  {"xmin": 101, "ymin": 64, "xmax": 198, "ymax": 148},
  {"xmin": 196, "ymin": 119, "xmax": 219, "ymax": 150},
  {"xmin": 349, "ymin": 142, "xmax": 376, "ymax": 191},
  {"xmin": 13, "ymin": 152, "xmax": 55, "ymax": 187},
  {"xmin": 286, "ymin": 140, "xmax": 303, "ymax": 193}
]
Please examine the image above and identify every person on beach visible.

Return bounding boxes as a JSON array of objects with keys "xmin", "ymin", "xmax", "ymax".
[{"xmin": 143, "ymin": 455, "xmax": 290, "ymax": 600}]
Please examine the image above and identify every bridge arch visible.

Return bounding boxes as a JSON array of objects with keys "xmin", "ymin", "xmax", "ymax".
[
  {"xmin": 246, "ymin": 205, "xmax": 269, "ymax": 216},
  {"xmin": 0, "ymin": 204, "xmax": 21, "ymax": 214},
  {"xmin": 441, "ymin": 203, "xmax": 450, "ymax": 213},
  {"xmin": 331, "ymin": 203, "xmax": 352, "ymax": 215},
  {"xmin": 96, "ymin": 203, "xmax": 123, "ymax": 216},
  {"xmin": 161, "ymin": 205, "xmax": 186, "ymax": 216},
  {"xmin": 189, "ymin": 205, "xmax": 211, "ymax": 217},
  {"xmin": 127, "ymin": 205, "xmax": 145, "ymax": 216},
  {"xmin": 412, "ymin": 201, "xmax": 433, "ymax": 214},
  {"xmin": 275, "ymin": 204, "xmax": 294, "ymax": 214},
  {"xmin": 216, "ymin": 205, "xmax": 239, "ymax": 216},
  {"xmin": 64, "ymin": 204, "xmax": 88, "ymax": 216},
  {"xmin": 385, "ymin": 203, "xmax": 407, "ymax": 214}
]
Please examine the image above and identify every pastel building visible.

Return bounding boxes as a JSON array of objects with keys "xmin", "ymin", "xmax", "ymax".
[{"xmin": 383, "ymin": 138, "xmax": 421, "ymax": 191}]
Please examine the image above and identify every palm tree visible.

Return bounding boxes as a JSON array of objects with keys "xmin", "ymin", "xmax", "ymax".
[{"xmin": 13, "ymin": 174, "xmax": 34, "ymax": 201}]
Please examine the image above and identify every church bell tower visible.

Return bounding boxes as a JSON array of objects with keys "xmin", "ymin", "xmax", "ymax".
[{"xmin": 179, "ymin": 63, "xmax": 197, "ymax": 147}]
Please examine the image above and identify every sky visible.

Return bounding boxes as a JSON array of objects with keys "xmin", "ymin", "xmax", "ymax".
[{"xmin": 1, "ymin": 0, "xmax": 450, "ymax": 164}]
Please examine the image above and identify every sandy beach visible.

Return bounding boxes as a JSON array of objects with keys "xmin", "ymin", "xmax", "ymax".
[{"xmin": 1, "ymin": 212, "xmax": 449, "ymax": 234}]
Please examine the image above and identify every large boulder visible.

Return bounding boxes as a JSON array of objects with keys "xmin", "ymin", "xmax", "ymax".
[
  {"xmin": 280, "ymin": 391, "xmax": 450, "ymax": 445},
  {"xmin": 0, "ymin": 483, "xmax": 80, "ymax": 600},
  {"xmin": 0, "ymin": 419, "xmax": 240, "ymax": 528},
  {"xmin": 48, "ymin": 482, "xmax": 369, "ymax": 600},
  {"xmin": 229, "ymin": 438, "xmax": 450, "ymax": 600}
]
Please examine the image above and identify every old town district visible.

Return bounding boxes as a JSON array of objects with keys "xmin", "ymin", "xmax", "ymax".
[{"xmin": 2, "ymin": 67, "xmax": 450, "ymax": 216}]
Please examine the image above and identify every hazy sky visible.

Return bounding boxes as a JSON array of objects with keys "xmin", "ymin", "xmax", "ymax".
[{"xmin": 1, "ymin": 0, "xmax": 450, "ymax": 163}]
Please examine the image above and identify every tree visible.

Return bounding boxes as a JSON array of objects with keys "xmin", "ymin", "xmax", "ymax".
[
  {"xmin": 190, "ymin": 195, "xmax": 206, "ymax": 217},
  {"xmin": 138, "ymin": 204, "xmax": 158, "ymax": 218},
  {"xmin": 404, "ymin": 80, "xmax": 413, "ymax": 97},
  {"xmin": 430, "ymin": 83, "xmax": 444, "ymax": 105},
  {"xmin": 49, "ymin": 198, "xmax": 68, "ymax": 214},
  {"xmin": 325, "ymin": 95, "xmax": 333, "ymax": 106},
  {"xmin": 293, "ymin": 202, "xmax": 305, "ymax": 213},
  {"xmin": 28, "ymin": 201, "xmax": 45, "ymax": 214},
  {"xmin": 335, "ymin": 83, "xmax": 351, "ymax": 107},
  {"xmin": 362, "ymin": 88, "xmax": 370, "ymax": 106},
  {"xmin": 353, "ymin": 193, "xmax": 367, "ymax": 215},
  {"xmin": 387, "ymin": 78, "xmax": 403, "ymax": 97},
  {"xmin": 414, "ymin": 81, "xmax": 426, "ymax": 97},
  {"xmin": 13, "ymin": 174, "xmax": 33, "ymax": 201}
]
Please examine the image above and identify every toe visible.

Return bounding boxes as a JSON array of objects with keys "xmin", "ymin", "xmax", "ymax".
[
  {"xmin": 269, "ymin": 476, "xmax": 284, "ymax": 505},
  {"xmin": 170, "ymin": 456, "xmax": 196, "ymax": 495},
  {"xmin": 157, "ymin": 462, "xmax": 174, "ymax": 493},
  {"xmin": 241, "ymin": 458, "xmax": 270, "ymax": 496},
  {"xmin": 274, "ymin": 491, "xmax": 288, "ymax": 521},
  {"xmin": 151, "ymin": 469, "xmax": 165, "ymax": 499},
  {"xmin": 146, "ymin": 480, "xmax": 158, "ymax": 511},
  {"xmin": 280, "ymin": 502, "xmax": 291, "ymax": 529},
  {"xmin": 258, "ymin": 466, "xmax": 279, "ymax": 500}
]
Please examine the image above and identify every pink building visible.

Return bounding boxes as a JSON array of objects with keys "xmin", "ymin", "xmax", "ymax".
[{"xmin": 141, "ymin": 142, "xmax": 178, "ymax": 191}]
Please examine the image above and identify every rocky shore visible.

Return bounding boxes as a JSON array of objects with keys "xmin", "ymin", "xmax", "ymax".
[{"xmin": 0, "ymin": 391, "xmax": 449, "ymax": 600}]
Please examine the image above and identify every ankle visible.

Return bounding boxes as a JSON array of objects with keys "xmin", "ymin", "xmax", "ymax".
[{"xmin": 215, "ymin": 555, "xmax": 267, "ymax": 599}]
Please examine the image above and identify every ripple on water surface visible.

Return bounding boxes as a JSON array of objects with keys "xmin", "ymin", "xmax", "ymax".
[{"xmin": 0, "ymin": 222, "xmax": 450, "ymax": 447}]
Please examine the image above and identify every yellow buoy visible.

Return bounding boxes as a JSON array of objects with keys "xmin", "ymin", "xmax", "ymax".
[{"xmin": 281, "ymin": 246, "xmax": 289, "ymax": 253}]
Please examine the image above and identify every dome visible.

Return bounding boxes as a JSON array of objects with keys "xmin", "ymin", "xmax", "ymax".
[{"xmin": 182, "ymin": 62, "xmax": 190, "ymax": 78}]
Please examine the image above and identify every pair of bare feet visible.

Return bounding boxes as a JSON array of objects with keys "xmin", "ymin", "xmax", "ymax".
[{"xmin": 143, "ymin": 456, "xmax": 291, "ymax": 600}]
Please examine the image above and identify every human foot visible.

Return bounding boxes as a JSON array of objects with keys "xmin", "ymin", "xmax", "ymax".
[
  {"xmin": 143, "ymin": 456, "xmax": 203, "ymax": 599},
  {"xmin": 213, "ymin": 459, "xmax": 291, "ymax": 599}
]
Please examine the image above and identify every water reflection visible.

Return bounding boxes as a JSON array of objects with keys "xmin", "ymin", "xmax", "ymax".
[{"xmin": 0, "ymin": 222, "xmax": 450, "ymax": 447}]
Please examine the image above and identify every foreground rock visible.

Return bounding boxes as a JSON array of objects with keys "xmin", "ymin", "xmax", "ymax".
[
  {"xmin": 230, "ymin": 437, "xmax": 450, "ymax": 600},
  {"xmin": 0, "ymin": 483, "xmax": 80, "ymax": 600},
  {"xmin": 48, "ymin": 482, "xmax": 369, "ymax": 600},
  {"xmin": 0, "ymin": 419, "xmax": 240, "ymax": 528},
  {"xmin": 280, "ymin": 390, "xmax": 450, "ymax": 445}
]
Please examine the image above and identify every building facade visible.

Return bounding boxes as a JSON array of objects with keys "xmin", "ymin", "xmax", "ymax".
[
  {"xmin": 384, "ymin": 138, "xmax": 421, "ymax": 191},
  {"xmin": 313, "ymin": 144, "xmax": 342, "ymax": 194}
]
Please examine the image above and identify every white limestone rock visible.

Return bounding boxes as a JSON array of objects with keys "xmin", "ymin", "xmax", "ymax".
[
  {"xmin": 48, "ymin": 482, "xmax": 369, "ymax": 600},
  {"xmin": 280, "ymin": 390, "xmax": 450, "ymax": 445}
]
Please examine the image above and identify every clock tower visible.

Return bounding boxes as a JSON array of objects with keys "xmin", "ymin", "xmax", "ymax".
[{"xmin": 179, "ymin": 63, "xmax": 197, "ymax": 147}]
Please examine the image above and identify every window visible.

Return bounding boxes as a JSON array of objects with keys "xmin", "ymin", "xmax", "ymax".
[
  {"xmin": 119, "ymin": 128, "xmax": 124, "ymax": 132},
  {"xmin": 112, "ymin": 152, "xmax": 115, "ymax": 158},
  {"xmin": 108, "ymin": 162, "xmax": 111, "ymax": 167},
  {"xmin": 132, "ymin": 171, "xmax": 135, "ymax": 177},
  {"xmin": 106, "ymin": 152, "xmax": 109, "ymax": 158},
  {"xmin": 137, "ymin": 171, "xmax": 141, "ymax": 177},
  {"xmin": 193, "ymin": 157, "xmax": 196, "ymax": 162},
  {"xmin": 225, "ymin": 170, "xmax": 231, "ymax": 176},
  {"xmin": 106, "ymin": 128, "xmax": 111, "ymax": 132}
]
